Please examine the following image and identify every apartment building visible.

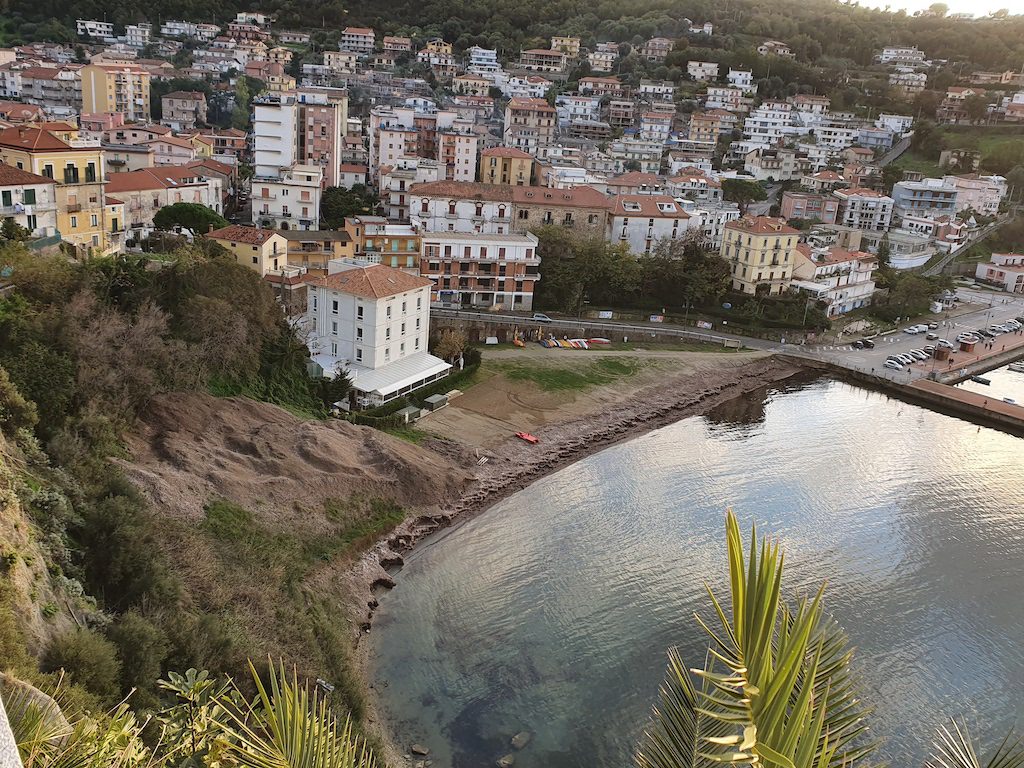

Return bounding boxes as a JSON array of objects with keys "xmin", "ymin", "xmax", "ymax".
[
  {"xmin": 19, "ymin": 66, "xmax": 82, "ymax": 119},
  {"xmin": 340, "ymin": 27, "xmax": 376, "ymax": 56},
  {"xmin": 208, "ymin": 224, "xmax": 287, "ymax": 276},
  {"xmin": 304, "ymin": 260, "xmax": 447, "ymax": 409},
  {"xmin": 161, "ymin": 90, "xmax": 207, "ymax": 131},
  {"xmin": 889, "ymin": 69, "xmax": 927, "ymax": 96},
  {"xmin": 324, "ymin": 50, "xmax": 357, "ymax": 74},
  {"xmin": 688, "ymin": 110, "xmax": 728, "ymax": 144},
  {"xmin": 518, "ymin": 49, "xmax": 567, "ymax": 73},
  {"xmin": 500, "ymin": 74, "xmax": 554, "ymax": 99},
  {"xmin": 551, "ymin": 36, "xmax": 581, "ymax": 56},
  {"xmin": 801, "ymin": 170, "xmax": 848, "ymax": 193},
  {"xmin": 944, "ymin": 173, "xmax": 1007, "ymax": 216},
  {"xmin": 974, "ymin": 253, "xmax": 1024, "ymax": 293},
  {"xmin": 422, "ymin": 231, "xmax": 541, "ymax": 310},
  {"xmin": 76, "ymin": 19, "xmax": 114, "ymax": 38},
  {"xmin": 832, "ymin": 187, "xmax": 894, "ymax": 231},
  {"xmin": 479, "ymin": 147, "xmax": 534, "ymax": 186},
  {"xmin": 80, "ymin": 63, "xmax": 151, "ymax": 122},
  {"xmin": 607, "ymin": 138, "xmax": 663, "ymax": 175},
  {"xmin": 503, "ymin": 97, "xmax": 556, "ymax": 158},
  {"xmin": 636, "ymin": 79, "xmax": 675, "ymax": 103},
  {"xmin": 892, "ymin": 177, "xmax": 958, "ymax": 220},
  {"xmin": 642, "ymin": 37, "xmax": 674, "ymax": 62},
  {"xmin": 605, "ymin": 99, "xmax": 636, "ymax": 130},
  {"xmin": 666, "ymin": 167, "xmax": 723, "ymax": 203},
  {"xmin": 343, "ymin": 216, "xmax": 421, "ymax": 272},
  {"xmin": 280, "ymin": 229, "xmax": 355, "ymax": 272},
  {"xmin": 720, "ymin": 216, "xmax": 799, "ymax": 295},
  {"xmin": 383, "ymin": 36, "xmax": 412, "ymax": 53},
  {"xmin": 143, "ymin": 135, "xmax": 197, "ymax": 166},
  {"xmin": 877, "ymin": 46, "xmax": 926, "ymax": 66},
  {"xmin": 780, "ymin": 191, "xmax": 839, "ymax": 224},
  {"xmin": 105, "ymin": 165, "xmax": 223, "ymax": 239},
  {"xmin": 252, "ymin": 164, "xmax": 322, "ymax": 230},
  {"xmin": 160, "ymin": 20, "xmax": 220, "ymax": 40},
  {"xmin": 606, "ymin": 172, "xmax": 664, "ymax": 196},
  {"xmin": 579, "ymin": 76, "xmax": 627, "ymax": 98},
  {"xmin": 0, "ymin": 125, "xmax": 110, "ymax": 254},
  {"xmin": 466, "ymin": 46, "xmax": 500, "ymax": 75},
  {"xmin": 727, "ymin": 69, "xmax": 755, "ymax": 92},
  {"xmin": 705, "ymin": 86, "xmax": 745, "ymax": 112},
  {"xmin": 609, "ymin": 195, "xmax": 697, "ymax": 254},
  {"xmin": 410, "ymin": 181, "xmax": 612, "ymax": 234},
  {"xmin": 687, "ymin": 61, "xmax": 719, "ymax": 82},
  {"xmin": 379, "ymin": 157, "xmax": 444, "ymax": 220},
  {"xmin": 793, "ymin": 244, "xmax": 877, "ymax": 316},
  {"xmin": 757, "ymin": 40, "xmax": 794, "ymax": 58},
  {"xmin": 588, "ymin": 43, "xmax": 617, "ymax": 73},
  {"xmin": 0, "ymin": 163, "xmax": 59, "ymax": 239},
  {"xmin": 369, "ymin": 105, "xmax": 478, "ymax": 182}
]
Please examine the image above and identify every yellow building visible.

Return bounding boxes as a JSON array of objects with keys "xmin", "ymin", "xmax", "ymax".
[
  {"xmin": 81, "ymin": 63, "xmax": 151, "ymax": 123},
  {"xmin": 343, "ymin": 216, "xmax": 421, "ymax": 273},
  {"xmin": 207, "ymin": 224, "xmax": 289, "ymax": 276},
  {"xmin": 551, "ymin": 36, "xmax": 581, "ymax": 56},
  {"xmin": 479, "ymin": 146, "xmax": 535, "ymax": 186},
  {"xmin": 281, "ymin": 230, "xmax": 355, "ymax": 272},
  {"xmin": 0, "ymin": 125, "xmax": 112, "ymax": 255},
  {"xmin": 720, "ymin": 216, "xmax": 799, "ymax": 295},
  {"xmin": 424, "ymin": 38, "xmax": 452, "ymax": 54}
]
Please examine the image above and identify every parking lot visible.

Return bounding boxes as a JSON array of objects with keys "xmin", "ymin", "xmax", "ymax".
[{"xmin": 808, "ymin": 288, "xmax": 1024, "ymax": 381}]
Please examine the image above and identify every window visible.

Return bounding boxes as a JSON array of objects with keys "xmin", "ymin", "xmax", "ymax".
[
  {"xmin": 415, "ymin": 337, "xmax": 420, "ymax": 350},
  {"xmin": 416, "ymin": 317, "xmax": 421, "ymax": 329},
  {"xmin": 23, "ymin": 189, "xmax": 36, "ymax": 205},
  {"xmin": 332, "ymin": 300, "xmax": 339, "ymax": 314},
  {"xmin": 313, "ymin": 295, "xmax": 318, "ymax": 310},
  {"xmin": 0, "ymin": 191, "xmax": 9, "ymax": 207},
  {"xmin": 384, "ymin": 348, "xmax": 391, "ymax": 361},
  {"xmin": 518, "ymin": 209, "xmax": 529, "ymax": 220},
  {"xmin": 357, "ymin": 305, "xmax": 364, "ymax": 319},
  {"xmin": 421, "ymin": 200, "xmax": 429, "ymax": 213},
  {"xmin": 331, "ymin": 342, "xmax": 338, "ymax": 355},
  {"xmin": 331, "ymin": 321, "xmax": 338, "ymax": 334},
  {"xmin": 416, "ymin": 296, "xmax": 422, "ymax": 309},
  {"xmin": 26, "ymin": 214, "xmax": 36, "ymax": 231},
  {"xmin": 385, "ymin": 327, "xmax": 391, "ymax": 340},
  {"xmin": 85, "ymin": 163, "xmax": 96, "ymax": 183},
  {"xmin": 42, "ymin": 164, "xmax": 53, "ymax": 179},
  {"xmin": 386, "ymin": 305, "xmax": 391, "ymax": 318},
  {"xmin": 400, "ymin": 342, "xmax": 405, "ymax": 354},
  {"xmin": 252, "ymin": 256, "xmax": 258, "ymax": 264},
  {"xmin": 448, "ymin": 201, "xmax": 456, "ymax": 214},
  {"xmin": 355, "ymin": 348, "xmax": 363, "ymax": 362},
  {"xmin": 401, "ymin": 322, "xmax": 406, "ymax": 335},
  {"xmin": 356, "ymin": 327, "xmax": 363, "ymax": 340},
  {"xmin": 90, "ymin": 214, "xmax": 98, "ymax": 227},
  {"xmin": 70, "ymin": 215, "xmax": 77, "ymax": 228}
]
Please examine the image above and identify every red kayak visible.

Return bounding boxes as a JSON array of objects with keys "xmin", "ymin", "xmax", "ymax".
[{"xmin": 515, "ymin": 431, "xmax": 539, "ymax": 444}]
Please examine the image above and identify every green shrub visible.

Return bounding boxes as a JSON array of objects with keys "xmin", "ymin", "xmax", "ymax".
[
  {"xmin": 105, "ymin": 611, "xmax": 169, "ymax": 708},
  {"xmin": 43, "ymin": 628, "xmax": 122, "ymax": 704}
]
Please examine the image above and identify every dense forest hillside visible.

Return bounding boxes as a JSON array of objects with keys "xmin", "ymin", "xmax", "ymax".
[{"xmin": 6, "ymin": 0, "xmax": 1024, "ymax": 70}]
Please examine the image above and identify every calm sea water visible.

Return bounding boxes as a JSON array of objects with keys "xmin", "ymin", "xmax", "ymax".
[{"xmin": 368, "ymin": 377, "xmax": 1024, "ymax": 768}]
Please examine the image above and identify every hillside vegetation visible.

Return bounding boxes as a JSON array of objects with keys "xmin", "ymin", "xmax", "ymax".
[{"xmin": 0, "ymin": 243, "xmax": 463, "ymax": 725}]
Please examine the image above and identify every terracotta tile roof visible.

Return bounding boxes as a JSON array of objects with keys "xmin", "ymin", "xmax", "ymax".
[
  {"xmin": 185, "ymin": 158, "xmax": 234, "ymax": 175},
  {"xmin": 608, "ymin": 171, "xmax": 663, "ymax": 187},
  {"xmin": 612, "ymin": 194, "xmax": 690, "ymax": 217},
  {"xmin": 808, "ymin": 170, "xmax": 844, "ymax": 181},
  {"xmin": 163, "ymin": 90, "xmax": 206, "ymax": 100},
  {"xmin": 834, "ymin": 187, "xmax": 891, "ymax": 199},
  {"xmin": 207, "ymin": 225, "xmax": 282, "ymax": 245},
  {"xmin": 0, "ymin": 162, "xmax": 55, "ymax": 186},
  {"xmin": 726, "ymin": 216, "xmax": 799, "ymax": 235},
  {"xmin": 513, "ymin": 185, "xmax": 611, "ymax": 209},
  {"xmin": 411, "ymin": 180, "xmax": 515, "ymax": 201},
  {"xmin": 670, "ymin": 168, "xmax": 721, "ymax": 188},
  {"xmin": 0, "ymin": 102, "xmax": 44, "ymax": 121},
  {"xmin": 19, "ymin": 66, "xmax": 63, "ymax": 80},
  {"xmin": 507, "ymin": 97, "xmax": 555, "ymax": 112},
  {"xmin": 481, "ymin": 147, "xmax": 534, "ymax": 159},
  {"xmin": 343, "ymin": 27, "xmax": 374, "ymax": 35},
  {"xmin": 0, "ymin": 126, "xmax": 71, "ymax": 151},
  {"xmin": 339, "ymin": 163, "xmax": 368, "ymax": 173},
  {"xmin": 144, "ymin": 135, "xmax": 196, "ymax": 150},
  {"xmin": 105, "ymin": 166, "xmax": 210, "ymax": 192},
  {"xmin": 307, "ymin": 264, "xmax": 432, "ymax": 299}
]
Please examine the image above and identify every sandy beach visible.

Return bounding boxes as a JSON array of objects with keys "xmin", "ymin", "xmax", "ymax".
[{"xmin": 343, "ymin": 347, "xmax": 809, "ymax": 764}]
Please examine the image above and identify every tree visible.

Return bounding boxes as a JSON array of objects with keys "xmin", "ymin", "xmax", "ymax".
[
  {"xmin": 320, "ymin": 185, "xmax": 379, "ymax": 229},
  {"xmin": 154, "ymin": 203, "xmax": 228, "ymax": 237},
  {"xmin": 636, "ymin": 512, "xmax": 875, "ymax": 768},
  {"xmin": 881, "ymin": 164, "xmax": 904, "ymax": 193},
  {"xmin": 1, "ymin": 218, "xmax": 31, "ymax": 242},
  {"xmin": 721, "ymin": 178, "xmax": 767, "ymax": 214},
  {"xmin": 105, "ymin": 611, "xmax": 169, "ymax": 709},
  {"xmin": 876, "ymin": 233, "xmax": 891, "ymax": 267},
  {"xmin": 962, "ymin": 94, "xmax": 990, "ymax": 125},
  {"xmin": 433, "ymin": 329, "xmax": 468, "ymax": 363},
  {"xmin": 929, "ymin": 2, "xmax": 949, "ymax": 16},
  {"xmin": 42, "ymin": 629, "xmax": 122, "ymax": 704}
]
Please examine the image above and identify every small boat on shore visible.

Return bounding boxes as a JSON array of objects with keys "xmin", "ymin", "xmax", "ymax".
[
  {"xmin": 1008, "ymin": 362, "xmax": 1024, "ymax": 373},
  {"xmin": 970, "ymin": 375, "xmax": 991, "ymax": 385},
  {"xmin": 514, "ymin": 431, "xmax": 539, "ymax": 444}
]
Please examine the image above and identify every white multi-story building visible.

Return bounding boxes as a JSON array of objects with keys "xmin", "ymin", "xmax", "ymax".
[
  {"xmin": 500, "ymin": 74, "xmax": 553, "ymax": 99},
  {"xmin": 975, "ymin": 253, "xmax": 1024, "ymax": 293},
  {"xmin": 892, "ymin": 177, "xmax": 959, "ymax": 220},
  {"xmin": 833, "ymin": 187, "xmax": 894, "ymax": 231},
  {"xmin": 379, "ymin": 157, "xmax": 444, "ymax": 220},
  {"xmin": 877, "ymin": 46, "xmax": 926, "ymax": 66},
  {"xmin": 687, "ymin": 61, "xmax": 719, "ymax": 82},
  {"xmin": 0, "ymin": 164, "xmax": 59, "ymax": 239},
  {"xmin": 889, "ymin": 69, "xmax": 927, "ymax": 95},
  {"xmin": 944, "ymin": 173, "xmax": 1007, "ymax": 216},
  {"xmin": 421, "ymin": 231, "xmax": 541, "ymax": 310},
  {"xmin": 607, "ymin": 139, "xmax": 663, "ymax": 175},
  {"xmin": 588, "ymin": 43, "xmax": 617, "ymax": 73},
  {"xmin": 793, "ymin": 244, "xmax": 877, "ymax": 317},
  {"xmin": 813, "ymin": 123, "xmax": 860, "ymax": 152},
  {"xmin": 638, "ymin": 111, "xmax": 672, "ymax": 143},
  {"xmin": 727, "ymin": 69, "xmax": 755, "ymax": 92},
  {"xmin": 677, "ymin": 199, "xmax": 740, "ymax": 248},
  {"xmin": 556, "ymin": 93, "xmax": 601, "ymax": 126},
  {"xmin": 76, "ymin": 19, "xmax": 114, "ymax": 39},
  {"xmin": 305, "ymin": 259, "xmax": 449, "ymax": 409},
  {"xmin": 638, "ymin": 79, "xmax": 675, "ymax": 102},
  {"xmin": 467, "ymin": 46, "xmax": 500, "ymax": 75},
  {"xmin": 125, "ymin": 23, "xmax": 151, "ymax": 48},
  {"xmin": 252, "ymin": 164, "xmax": 323, "ymax": 230},
  {"xmin": 340, "ymin": 27, "xmax": 376, "ymax": 55},
  {"xmin": 609, "ymin": 195, "xmax": 698, "ymax": 254},
  {"xmin": 742, "ymin": 100, "xmax": 794, "ymax": 149},
  {"xmin": 876, "ymin": 113, "xmax": 914, "ymax": 134},
  {"xmin": 503, "ymin": 97, "xmax": 557, "ymax": 158},
  {"xmin": 666, "ymin": 168, "xmax": 723, "ymax": 203},
  {"xmin": 705, "ymin": 86, "xmax": 745, "ymax": 112}
]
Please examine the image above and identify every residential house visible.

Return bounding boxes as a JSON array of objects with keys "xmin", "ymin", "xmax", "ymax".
[
  {"xmin": 479, "ymin": 147, "xmax": 534, "ymax": 186},
  {"xmin": 19, "ymin": 65, "xmax": 82, "ymax": 119},
  {"xmin": 832, "ymin": 187, "xmax": 894, "ymax": 231},
  {"xmin": 105, "ymin": 165, "xmax": 223, "ymax": 240},
  {"xmin": 518, "ymin": 49, "xmax": 566, "ymax": 73},
  {"xmin": 793, "ymin": 244, "xmax": 877, "ymax": 316},
  {"xmin": 876, "ymin": 46, "xmax": 926, "ymax": 66},
  {"xmin": 801, "ymin": 170, "xmax": 848, "ymax": 193},
  {"xmin": 551, "ymin": 37, "xmax": 581, "ymax": 56},
  {"xmin": 382, "ymin": 36, "xmax": 412, "ymax": 54},
  {"xmin": 780, "ymin": 191, "xmax": 839, "ymax": 224},
  {"xmin": 609, "ymin": 195, "xmax": 697, "ymax": 254},
  {"xmin": 422, "ymin": 231, "xmax": 541, "ymax": 310},
  {"xmin": 207, "ymin": 224, "xmax": 288, "ymax": 276},
  {"xmin": 340, "ymin": 27, "xmax": 376, "ymax": 56},
  {"xmin": 666, "ymin": 167, "xmax": 722, "ymax": 203},
  {"xmin": 579, "ymin": 76, "xmax": 627, "ymax": 98},
  {"xmin": 892, "ymin": 177, "xmax": 958, "ymax": 220},
  {"xmin": 588, "ymin": 43, "xmax": 617, "ymax": 73},
  {"xmin": 637, "ymin": 79, "xmax": 675, "ymax": 102},
  {"xmin": 102, "ymin": 143, "xmax": 155, "ymax": 173},
  {"xmin": 503, "ymin": 97, "xmax": 557, "ymax": 158},
  {"xmin": 641, "ymin": 37, "xmax": 674, "ymax": 62},
  {"xmin": 720, "ymin": 216, "xmax": 799, "ymax": 295},
  {"xmin": 343, "ymin": 216, "xmax": 421, "ymax": 272},
  {"xmin": 280, "ymin": 229, "xmax": 355, "ymax": 272},
  {"xmin": 975, "ymin": 253, "xmax": 1024, "ymax": 293},
  {"xmin": 143, "ymin": 135, "xmax": 198, "ymax": 166},
  {"xmin": 252, "ymin": 163, "xmax": 323, "ymax": 230},
  {"xmin": 605, "ymin": 172, "xmax": 665, "ymax": 196},
  {"xmin": 379, "ymin": 157, "xmax": 444, "ymax": 220},
  {"xmin": 161, "ymin": 90, "xmax": 207, "ymax": 131},
  {"xmin": 944, "ymin": 173, "xmax": 1006, "ymax": 216},
  {"xmin": 687, "ymin": 61, "xmax": 719, "ymax": 82},
  {"xmin": 757, "ymin": 40, "xmax": 794, "ymax": 58},
  {"xmin": 0, "ymin": 163, "xmax": 59, "ymax": 239},
  {"xmin": 889, "ymin": 69, "xmax": 927, "ymax": 96}
]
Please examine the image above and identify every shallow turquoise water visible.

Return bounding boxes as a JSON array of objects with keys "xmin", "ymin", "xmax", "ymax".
[{"xmin": 368, "ymin": 378, "xmax": 1024, "ymax": 767}]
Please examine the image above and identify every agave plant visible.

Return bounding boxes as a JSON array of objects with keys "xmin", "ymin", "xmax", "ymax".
[
  {"xmin": 214, "ymin": 659, "xmax": 377, "ymax": 768},
  {"xmin": 636, "ymin": 511, "xmax": 876, "ymax": 768}
]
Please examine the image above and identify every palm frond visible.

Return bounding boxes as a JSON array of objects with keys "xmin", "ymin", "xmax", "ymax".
[
  {"xmin": 216, "ymin": 658, "xmax": 377, "ymax": 768},
  {"xmin": 928, "ymin": 721, "xmax": 1024, "ymax": 768}
]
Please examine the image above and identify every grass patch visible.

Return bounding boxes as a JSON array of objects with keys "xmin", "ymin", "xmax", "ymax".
[
  {"xmin": 381, "ymin": 425, "xmax": 428, "ymax": 444},
  {"xmin": 499, "ymin": 356, "xmax": 643, "ymax": 391}
]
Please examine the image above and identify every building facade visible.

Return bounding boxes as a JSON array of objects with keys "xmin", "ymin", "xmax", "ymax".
[
  {"xmin": 720, "ymin": 216, "xmax": 798, "ymax": 295},
  {"xmin": 422, "ymin": 231, "xmax": 541, "ymax": 310}
]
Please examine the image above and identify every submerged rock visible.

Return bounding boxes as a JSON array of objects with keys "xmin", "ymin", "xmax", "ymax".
[
  {"xmin": 498, "ymin": 754, "xmax": 516, "ymax": 767},
  {"xmin": 411, "ymin": 744, "xmax": 430, "ymax": 756},
  {"xmin": 510, "ymin": 732, "xmax": 532, "ymax": 750}
]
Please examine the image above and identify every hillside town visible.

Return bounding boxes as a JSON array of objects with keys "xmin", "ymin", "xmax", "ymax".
[{"xmin": 0, "ymin": 12, "xmax": 1020, "ymax": 407}]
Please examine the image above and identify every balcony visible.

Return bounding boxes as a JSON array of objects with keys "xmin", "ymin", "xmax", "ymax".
[{"xmin": 66, "ymin": 203, "xmax": 82, "ymax": 212}]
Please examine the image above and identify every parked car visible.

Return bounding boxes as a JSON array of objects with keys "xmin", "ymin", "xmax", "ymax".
[
  {"xmin": 532, "ymin": 313, "xmax": 553, "ymax": 323},
  {"xmin": 922, "ymin": 345, "xmax": 936, "ymax": 354},
  {"xmin": 928, "ymin": 322, "xmax": 939, "ymax": 329},
  {"xmin": 883, "ymin": 359, "xmax": 904, "ymax": 371},
  {"xmin": 909, "ymin": 349, "xmax": 929, "ymax": 361},
  {"xmin": 937, "ymin": 339, "xmax": 956, "ymax": 350},
  {"xmin": 904, "ymin": 326, "xmax": 922, "ymax": 334},
  {"xmin": 862, "ymin": 338, "xmax": 875, "ymax": 349},
  {"xmin": 852, "ymin": 340, "xmax": 865, "ymax": 349},
  {"xmin": 926, "ymin": 332, "xmax": 939, "ymax": 340},
  {"xmin": 896, "ymin": 353, "xmax": 915, "ymax": 365}
]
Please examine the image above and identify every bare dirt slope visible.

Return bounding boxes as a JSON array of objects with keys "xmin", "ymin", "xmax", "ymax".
[{"xmin": 120, "ymin": 392, "xmax": 471, "ymax": 526}]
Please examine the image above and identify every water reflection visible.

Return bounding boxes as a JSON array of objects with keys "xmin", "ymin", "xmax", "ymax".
[{"xmin": 368, "ymin": 379, "xmax": 1024, "ymax": 768}]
